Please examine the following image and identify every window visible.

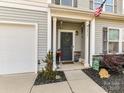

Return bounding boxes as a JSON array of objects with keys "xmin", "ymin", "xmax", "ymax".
[
  {"xmin": 94, "ymin": 0, "xmax": 103, "ymax": 9},
  {"xmin": 61, "ymin": 0, "xmax": 72, "ymax": 6},
  {"xmin": 103, "ymin": 28, "xmax": 120, "ymax": 54},
  {"xmin": 93, "ymin": 0, "xmax": 114, "ymax": 13},
  {"xmin": 54, "ymin": 0, "xmax": 77, "ymax": 7},
  {"xmin": 109, "ymin": 29, "xmax": 119, "ymax": 41},
  {"xmin": 108, "ymin": 29, "xmax": 119, "ymax": 53},
  {"xmin": 105, "ymin": 0, "xmax": 113, "ymax": 12},
  {"xmin": 55, "ymin": 0, "xmax": 60, "ymax": 5}
]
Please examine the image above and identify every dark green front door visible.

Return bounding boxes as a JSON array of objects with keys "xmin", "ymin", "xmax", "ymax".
[{"xmin": 61, "ymin": 32, "xmax": 73, "ymax": 61}]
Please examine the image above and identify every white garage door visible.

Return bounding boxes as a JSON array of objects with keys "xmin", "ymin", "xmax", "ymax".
[{"xmin": 0, "ymin": 23, "xmax": 37, "ymax": 75}]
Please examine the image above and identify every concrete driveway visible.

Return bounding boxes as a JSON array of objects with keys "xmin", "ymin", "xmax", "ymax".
[{"xmin": 0, "ymin": 73, "xmax": 36, "ymax": 93}]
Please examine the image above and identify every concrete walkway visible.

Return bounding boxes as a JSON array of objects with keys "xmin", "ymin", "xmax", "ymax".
[
  {"xmin": 64, "ymin": 70, "xmax": 107, "ymax": 93},
  {"xmin": 31, "ymin": 70, "xmax": 107, "ymax": 93},
  {"xmin": 58, "ymin": 62, "xmax": 84, "ymax": 71}
]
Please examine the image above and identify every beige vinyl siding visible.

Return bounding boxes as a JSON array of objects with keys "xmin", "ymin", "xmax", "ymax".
[
  {"xmin": 26, "ymin": 0, "xmax": 48, "ymax": 3},
  {"xmin": 0, "ymin": 6, "xmax": 48, "ymax": 60},
  {"xmin": 95, "ymin": 18, "xmax": 124, "ymax": 54},
  {"xmin": 116, "ymin": 0, "xmax": 123, "ymax": 14},
  {"xmin": 0, "ymin": 0, "xmax": 48, "ymax": 4},
  {"xmin": 77, "ymin": 0, "xmax": 89, "ymax": 10}
]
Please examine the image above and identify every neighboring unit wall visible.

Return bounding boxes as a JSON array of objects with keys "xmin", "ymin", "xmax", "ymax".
[
  {"xmin": 0, "ymin": 6, "xmax": 48, "ymax": 61},
  {"xmin": 95, "ymin": 18, "xmax": 124, "ymax": 54}
]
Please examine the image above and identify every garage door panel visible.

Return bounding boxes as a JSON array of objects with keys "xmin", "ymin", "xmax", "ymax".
[{"xmin": 0, "ymin": 23, "xmax": 36, "ymax": 75}]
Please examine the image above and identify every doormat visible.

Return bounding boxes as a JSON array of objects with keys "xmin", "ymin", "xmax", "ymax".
[{"xmin": 62, "ymin": 61, "xmax": 74, "ymax": 64}]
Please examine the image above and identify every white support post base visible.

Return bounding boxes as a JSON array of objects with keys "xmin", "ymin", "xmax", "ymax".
[
  {"xmin": 84, "ymin": 63, "xmax": 89, "ymax": 68},
  {"xmin": 53, "ymin": 52, "xmax": 57, "ymax": 70}
]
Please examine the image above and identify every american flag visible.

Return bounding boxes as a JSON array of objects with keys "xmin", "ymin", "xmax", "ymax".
[{"xmin": 94, "ymin": 0, "xmax": 107, "ymax": 17}]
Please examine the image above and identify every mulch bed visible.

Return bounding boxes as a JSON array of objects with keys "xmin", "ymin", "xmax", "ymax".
[
  {"xmin": 34, "ymin": 71, "xmax": 67, "ymax": 85},
  {"xmin": 82, "ymin": 68, "xmax": 124, "ymax": 93}
]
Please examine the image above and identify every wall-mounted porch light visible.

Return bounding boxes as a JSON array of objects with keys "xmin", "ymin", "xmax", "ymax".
[
  {"xmin": 75, "ymin": 30, "xmax": 79, "ymax": 36},
  {"xmin": 60, "ymin": 20, "xmax": 63, "ymax": 29}
]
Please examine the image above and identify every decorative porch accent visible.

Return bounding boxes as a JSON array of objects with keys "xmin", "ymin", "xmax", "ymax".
[
  {"xmin": 94, "ymin": 0, "xmax": 107, "ymax": 17},
  {"xmin": 92, "ymin": 57, "xmax": 100, "ymax": 71},
  {"xmin": 99, "ymin": 68, "xmax": 110, "ymax": 79},
  {"xmin": 93, "ymin": 54, "xmax": 124, "ymax": 72},
  {"xmin": 56, "ymin": 49, "xmax": 62, "ymax": 65},
  {"xmin": 74, "ymin": 51, "xmax": 81, "ymax": 62}
]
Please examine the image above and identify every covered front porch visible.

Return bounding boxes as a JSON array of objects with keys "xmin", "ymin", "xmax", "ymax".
[{"xmin": 48, "ymin": 6, "xmax": 96, "ymax": 69}]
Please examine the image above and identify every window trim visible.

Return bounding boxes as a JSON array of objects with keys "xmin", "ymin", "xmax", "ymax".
[
  {"xmin": 105, "ymin": 27, "xmax": 123, "ymax": 54},
  {"xmin": 105, "ymin": 0, "xmax": 114, "ymax": 13},
  {"xmin": 93, "ymin": 0, "xmax": 115, "ymax": 13}
]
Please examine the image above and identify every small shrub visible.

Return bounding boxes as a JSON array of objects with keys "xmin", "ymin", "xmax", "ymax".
[
  {"xmin": 41, "ymin": 51, "xmax": 57, "ymax": 81},
  {"xmin": 102, "ymin": 54, "xmax": 124, "ymax": 72}
]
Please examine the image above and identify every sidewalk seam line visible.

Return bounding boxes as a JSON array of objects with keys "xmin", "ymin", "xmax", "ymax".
[
  {"xmin": 67, "ymin": 80, "xmax": 75, "ymax": 93},
  {"xmin": 29, "ymin": 75, "xmax": 37, "ymax": 93},
  {"xmin": 29, "ymin": 84, "xmax": 34, "ymax": 93}
]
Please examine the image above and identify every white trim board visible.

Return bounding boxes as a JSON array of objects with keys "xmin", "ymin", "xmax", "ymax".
[
  {"xmin": 0, "ymin": 21, "xmax": 38, "ymax": 74},
  {"xmin": 58, "ymin": 29, "xmax": 75, "ymax": 61}
]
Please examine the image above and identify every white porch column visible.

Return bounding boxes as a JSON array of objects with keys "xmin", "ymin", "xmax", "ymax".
[
  {"xmin": 53, "ymin": 17, "xmax": 57, "ymax": 69},
  {"xmin": 47, "ymin": 9, "xmax": 52, "ymax": 51},
  {"xmin": 84, "ymin": 21, "xmax": 89, "ymax": 67},
  {"xmin": 48, "ymin": 0, "xmax": 51, "ymax": 3},
  {"xmin": 90, "ymin": 18, "xmax": 95, "ymax": 66}
]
